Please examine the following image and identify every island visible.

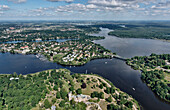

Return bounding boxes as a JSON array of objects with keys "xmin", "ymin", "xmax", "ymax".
[
  {"xmin": 0, "ymin": 69, "xmax": 140, "ymax": 110},
  {"xmin": 126, "ymin": 53, "xmax": 170, "ymax": 102}
]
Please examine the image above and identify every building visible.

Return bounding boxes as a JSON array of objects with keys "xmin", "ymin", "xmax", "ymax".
[
  {"xmin": 68, "ymin": 92, "xmax": 91, "ymax": 102},
  {"xmin": 51, "ymin": 105, "xmax": 56, "ymax": 110}
]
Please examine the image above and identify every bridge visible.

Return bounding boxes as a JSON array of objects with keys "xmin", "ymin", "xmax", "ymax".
[{"xmin": 111, "ymin": 55, "xmax": 127, "ymax": 61}]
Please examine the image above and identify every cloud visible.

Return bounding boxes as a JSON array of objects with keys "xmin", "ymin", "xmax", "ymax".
[
  {"xmin": 55, "ymin": 4, "xmax": 87, "ymax": 12},
  {"xmin": 88, "ymin": 0, "xmax": 127, "ymax": 7},
  {"xmin": 0, "ymin": 5, "xmax": 10, "ymax": 10},
  {"xmin": 0, "ymin": 5, "xmax": 10, "ymax": 16},
  {"xmin": 7, "ymin": 0, "xmax": 27, "ymax": 3},
  {"xmin": 87, "ymin": 0, "xmax": 146, "ymax": 12},
  {"xmin": 151, "ymin": 1, "xmax": 170, "ymax": 9},
  {"xmin": 46, "ymin": 0, "xmax": 74, "ymax": 3},
  {"xmin": 4, "ymin": 0, "xmax": 170, "ymax": 20}
]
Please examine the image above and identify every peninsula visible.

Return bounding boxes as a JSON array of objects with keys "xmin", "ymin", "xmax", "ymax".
[
  {"xmin": 0, "ymin": 69, "xmax": 140, "ymax": 110},
  {"xmin": 0, "ymin": 40, "xmax": 115, "ymax": 66},
  {"xmin": 127, "ymin": 53, "xmax": 170, "ymax": 102}
]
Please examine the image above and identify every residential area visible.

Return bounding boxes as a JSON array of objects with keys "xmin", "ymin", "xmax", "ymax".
[{"xmin": 0, "ymin": 40, "xmax": 114, "ymax": 65}]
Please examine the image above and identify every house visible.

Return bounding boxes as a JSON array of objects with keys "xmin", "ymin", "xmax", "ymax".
[
  {"xmin": 10, "ymin": 77, "xmax": 19, "ymax": 80},
  {"xmin": 68, "ymin": 92, "xmax": 91, "ymax": 102},
  {"xmin": 35, "ymin": 38, "xmax": 42, "ymax": 42},
  {"xmin": 51, "ymin": 105, "xmax": 56, "ymax": 110}
]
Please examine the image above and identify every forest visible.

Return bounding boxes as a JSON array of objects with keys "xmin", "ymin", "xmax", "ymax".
[
  {"xmin": 108, "ymin": 21, "xmax": 170, "ymax": 40},
  {"xmin": 127, "ymin": 53, "xmax": 170, "ymax": 102}
]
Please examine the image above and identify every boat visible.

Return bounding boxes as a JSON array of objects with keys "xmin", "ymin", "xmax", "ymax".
[
  {"xmin": 35, "ymin": 55, "xmax": 39, "ymax": 58},
  {"xmin": 105, "ymin": 62, "xmax": 107, "ymax": 64},
  {"xmin": 132, "ymin": 88, "xmax": 135, "ymax": 91}
]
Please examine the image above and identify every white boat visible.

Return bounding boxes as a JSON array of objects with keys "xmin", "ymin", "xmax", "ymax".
[
  {"xmin": 35, "ymin": 55, "xmax": 39, "ymax": 58},
  {"xmin": 132, "ymin": 88, "xmax": 135, "ymax": 91},
  {"xmin": 105, "ymin": 62, "xmax": 107, "ymax": 64}
]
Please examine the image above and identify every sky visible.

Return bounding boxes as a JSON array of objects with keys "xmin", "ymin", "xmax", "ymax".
[{"xmin": 0, "ymin": 0, "xmax": 170, "ymax": 20}]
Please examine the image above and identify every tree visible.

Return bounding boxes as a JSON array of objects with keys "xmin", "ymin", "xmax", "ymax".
[
  {"xmin": 53, "ymin": 85, "xmax": 58, "ymax": 91},
  {"xmin": 81, "ymin": 83, "xmax": 86, "ymax": 89},
  {"xmin": 99, "ymin": 92, "xmax": 104, "ymax": 99},
  {"xmin": 110, "ymin": 87, "xmax": 115, "ymax": 93},
  {"xmin": 13, "ymin": 72, "xmax": 18, "ymax": 77},
  {"xmin": 126, "ymin": 101, "xmax": 133, "ymax": 108},
  {"xmin": 76, "ymin": 88, "xmax": 82, "ymax": 94},
  {"xmin": 56, "ymin": 92, "xmax": 61, "ymax": 99},
  {"xmin": 44, "ymin": 99, "xmax": 51, "ymax": 109},
  {"xmin": 60, "ymin": 89, "xmax": 68, "ymax": 99},
  {"xmin": 105, "ymin": 87, "xmax": 110, "ymax": 94},
  {"xmin": 59, "ymin": 100, "xmax": 65, "ymax": 107},
  {"xmin": 107, "ymin": 104, "xmax": 114, "ymax": 110},
  {"xmin": 52, "ymin": 98, "xmax": 56, "ymax": 104},
  {"xmin": 106, "ymin": 96, "xmax": 112, "ymax": 102},
  {"xmin": 70, "ymin": 99, "xmax": 76, "ymax": 105},
  {"xmin": 99, "ymin": 84, "xmax": 103, "ymax": 89},
  {"xmin": 91, "ymin": 92, "xmax": 95, "ymax": 98},
  {"xmin": 69, "ymin": 86, "xmax": 74, "ymax": 91}
]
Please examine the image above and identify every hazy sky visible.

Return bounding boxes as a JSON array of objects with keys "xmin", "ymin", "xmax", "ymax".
[{"xmin": 0, "ymin": 0, "xmax": 169, "ymax": 20}]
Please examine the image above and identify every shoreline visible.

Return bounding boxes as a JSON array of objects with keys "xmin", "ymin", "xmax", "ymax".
[
  {"xmin": 108, "ymin": 32, "xmax": 170, "ymax": 43},
  {"xmin": 0, "ymin": 51, "xmax": 116, "ymax": 66},
  {"xmin": 1, "ymin": 68, "xmax": 141, "ymax": 110},
  {"xmin": 126, "ymin": 55, "xmax": 170, "ymax": 103}
]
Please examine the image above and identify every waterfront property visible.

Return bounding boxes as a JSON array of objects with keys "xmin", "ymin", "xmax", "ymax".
[{"xmin": 0, "ymin": 40, "xmax": 115, "ymax": 66}]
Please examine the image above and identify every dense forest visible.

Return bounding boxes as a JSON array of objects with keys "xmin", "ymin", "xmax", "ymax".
[
  {"xmin": 127, "ymin": 54, "xmax": 170, "ymax": 102},
  {"xmin": 108, "ymin": 22, "xmax": 170, "ymax": 40}
]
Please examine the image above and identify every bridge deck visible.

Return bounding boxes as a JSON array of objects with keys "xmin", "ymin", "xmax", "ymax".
[{"xmin": 112, "ymin": 55, "xmax": 127, "ymax": 61}]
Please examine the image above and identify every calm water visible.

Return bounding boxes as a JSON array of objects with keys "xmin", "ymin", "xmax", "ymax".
[
  {"xmin": 0, "ymin": 28, "xmax": 170, "ymax": 110},
  {"xmin": 93, "ymin": 28, "xmax": 170, "ymax": 58}
]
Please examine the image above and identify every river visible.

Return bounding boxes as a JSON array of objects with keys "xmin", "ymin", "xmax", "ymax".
[{"xmin": 0, "ymin": 28, "xmax": 170, "ymax": 110}]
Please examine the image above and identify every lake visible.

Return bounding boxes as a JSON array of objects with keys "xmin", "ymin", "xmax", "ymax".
[{"xmin": 0, "ymin": 28, "xmax": 170, "ymax": 110}]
